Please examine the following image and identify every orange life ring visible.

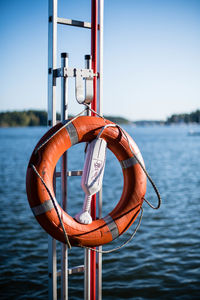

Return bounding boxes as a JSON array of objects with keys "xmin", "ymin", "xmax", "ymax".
[{"xmin": 26, "ymin": 116, "xmax": 146, "ymax": 247}]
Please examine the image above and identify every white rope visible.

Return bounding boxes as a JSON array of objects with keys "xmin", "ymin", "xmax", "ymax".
[
  {"xmin": 96, "ymin": 122, "xmax": 161, "ymax": 210},
  {"xmin": 31, "ymin": 164, "xmax": 72, "ymax": 249},
  {"xmin": 82, "ymin": 208, "xmax": 143, "ymax": 254}
]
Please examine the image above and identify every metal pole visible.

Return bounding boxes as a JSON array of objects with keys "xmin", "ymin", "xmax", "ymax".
[
  {"xmin": 61, "ymin": 53, "xmax": 69, "ymax": 120},
  {"xmin": 48, "ymin": 1, "xmax": 58, "ymax": 300},
  {"xmin": 96, "ymin": 1, "xmax": 104, "ymax": 299},
  {"xmin": 97, "ymin": 191, "xmax": 102, "ymax": 300},
  {"xmin": 48, "ymin": 0, "xmax": 57, "ymax": 127},
  {"xmin": 99, "ymin": 0, "xmax": 104, "ymax": 116},
  {"xmin": 84, "ymin": 248, "xmax": 91, "ymax": 300},
  {"xmin": 91, "ymin": 1, "xmax": 98, "ymax": 299},
  {"xmin": 48, "ymin": 237, "xmax": 57, "ymax": 300},
  {"xmin": 84, "ymin": 54, "xmax": 92, "ymax": 300},
  {"xmin": 91, "ymin": 0, "xmax": 98, "ymax": 114},
  {"xmin": 61, "ymin": 53, "xmax": 69, "ymax": 300}
]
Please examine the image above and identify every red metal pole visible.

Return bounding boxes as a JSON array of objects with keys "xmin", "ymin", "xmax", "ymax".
[
  {"xmin": 91, "ymin": 0, "xmax": 98, "ymax": 114},
  {"xmin": 91, "ymin": 0, "xmax": 98, "ymax": 299}
]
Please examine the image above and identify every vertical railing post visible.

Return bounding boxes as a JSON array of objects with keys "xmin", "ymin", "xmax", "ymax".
[
  {"xmin": 91, "ymin": 1, "xmax": 98, "ymax": 299},
  {"xmin": 48, "ymin": 1, "xmax": 58, "ymax": 300},
  {"xmin": 48, "ymin": 0, "xmax": 57, "ymax": 127},
  {"xmin": 84, "ymin": 249, "xmax": 91, "ymax": 300},
  {"xmin": 99, "ymin": 0, "xmax": 104, "ymax": 117},
  {"xmin": 97, "ymin": 1, "xmax": 104, "ymax": 299},
  {"xmin": 84, "ymin": 54, "xmax": 92, "ymax": 300},
  {"xmin": 61, "ymin": 53, "xmax": 69, "ymax": 300}
]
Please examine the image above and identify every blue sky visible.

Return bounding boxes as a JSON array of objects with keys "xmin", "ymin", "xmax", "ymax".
[{"xmin": 0, "ymin": 0, "xmax": 199, "ymax": 121}]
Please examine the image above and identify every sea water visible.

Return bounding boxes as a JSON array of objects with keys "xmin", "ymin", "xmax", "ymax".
[{"xmin": 0, "ymin": 124, "xmax": 200, "ymax": 299}]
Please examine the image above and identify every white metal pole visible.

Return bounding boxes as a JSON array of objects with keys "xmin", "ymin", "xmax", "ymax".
[
  {"xmin": 48, "ymin": 1, "xmax": 58, "ymax": 299},
  {"xmin": 48, "ymin": 0, "xmax": 57, "ymax": 126},
  {"xmin": 84, "ymin": 249, "xmax": 91, "ymax": 300},
  {"xmin": 84, "ymin": 54, "xmax": 92, "ymax": 300},
  {"xmin": 97, "ymin": 191, "xmax": 102, "ymax": 300},
  {"xmin": 61, "ymin": 53, "xmax": 69, "ymax": 121},
  {"xmin": 97, "ymin": 1, "xmax": 104, "ymax": 299},
  {"xmin": 61, "ymin": 53, "xmax": 69, "ymax": 300},
  {"xmin": 48, "ymin": 237, "xmax": 57, "ymax": 300},
  {"xmin": 99, "ymin": 0, "xmax": 104, "ymax": 116}
]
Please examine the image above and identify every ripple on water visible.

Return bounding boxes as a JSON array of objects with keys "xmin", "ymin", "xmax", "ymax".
[{"xmin": 0, "ymin": 125, "xmax": 200, "ymax": 299}]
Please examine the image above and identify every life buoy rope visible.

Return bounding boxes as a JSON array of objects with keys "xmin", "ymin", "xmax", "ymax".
[
  {"xmin": 31, "ymin": 163, "xmax": 72, "ymax": 249},
  {"xmin": 26, "ymin": 114, "xmax": 160, "ymax": 249},
  {"xmin": 31, "ymin": 161, "xmax": 144, "ymax": 253}
]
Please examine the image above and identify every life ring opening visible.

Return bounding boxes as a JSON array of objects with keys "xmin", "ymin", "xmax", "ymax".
[
  {"xmin": 100, "ymin": 148, "xmax": 124, "ymax": 218},
  {"xmin": 26, "ymin": 116, "xmax": 146, "ymax": 247}
]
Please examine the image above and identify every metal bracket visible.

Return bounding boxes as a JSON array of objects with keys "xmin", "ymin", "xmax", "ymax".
[
  {"xmin": 74, "ymin": 68, "xmax": 94, "ymax": 104},
  {"xmin": 56, "ymin": 170, "xmax": 83, "ymax": 177},
  {"xmin": 54, "ymin": 65, "xmax": 96, "ymax": 105},
  {"xmin": 57, "ymin": 265, "xmax": 85, "ymax": 277}
]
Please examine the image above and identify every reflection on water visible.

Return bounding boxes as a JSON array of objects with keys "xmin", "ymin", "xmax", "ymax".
[{"xmin": 0, "ymin": 125, "xmax": 200, "ymax": 299}]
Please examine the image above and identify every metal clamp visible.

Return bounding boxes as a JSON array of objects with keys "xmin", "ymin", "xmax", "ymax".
[
  {"xmin": 54, "ymin": 55, "xmax": 96, "ymax": 105},
  {"xmin": 74, "ymin": 68, "xmax": 93, "ymax": 104},
  {"xmin": 84, "ymin": 55, "xmax": 94, "ymax": 104}
]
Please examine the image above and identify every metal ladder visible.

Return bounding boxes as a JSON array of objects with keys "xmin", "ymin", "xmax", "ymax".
[{"xmin": 47, "ymin": 1, "xmax": 104, "ymax": 299}]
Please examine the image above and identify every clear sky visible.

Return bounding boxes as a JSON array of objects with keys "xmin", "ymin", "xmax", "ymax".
[{"xmin": 0, "ymin": 0, "xmax": 199, "ymax": 121}]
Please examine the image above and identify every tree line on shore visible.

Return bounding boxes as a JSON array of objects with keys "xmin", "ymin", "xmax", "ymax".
[
  {"xmin": 0, "ymin": 110, "xmax": 129, "ymax": 127},
  {"xmin": 0, "ymin": 109, "xmax": 200, "ymax": 127},
  {"xmin": 166, "ymin": 110, "xmax": 200, "ymax": 124}
]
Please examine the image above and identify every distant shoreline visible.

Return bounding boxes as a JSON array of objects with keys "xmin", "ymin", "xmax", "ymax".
[{"xmin": 0, "ymin": 109, "xmax": 200, "ymax": 127}]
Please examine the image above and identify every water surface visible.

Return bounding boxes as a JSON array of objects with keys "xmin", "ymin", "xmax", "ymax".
[{"xmin": 0, "ymin": 124, "xmax": 200, "ymax": 299}]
